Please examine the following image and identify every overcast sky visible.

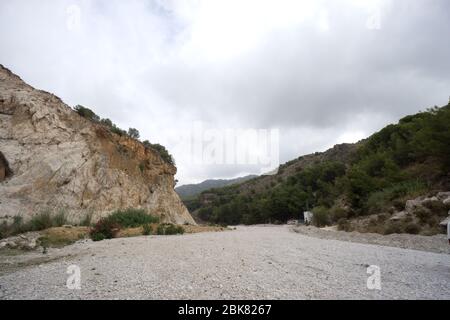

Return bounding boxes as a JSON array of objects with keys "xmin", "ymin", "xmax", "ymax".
[{"xmin": 1, "ymin": 0, "xmax": 449, "ymax": 185}]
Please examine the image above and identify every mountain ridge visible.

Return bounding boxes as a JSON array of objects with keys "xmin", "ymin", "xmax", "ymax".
[{"xmin": 175, "ymin": 175, "xmax": 258, "ymax": 199}]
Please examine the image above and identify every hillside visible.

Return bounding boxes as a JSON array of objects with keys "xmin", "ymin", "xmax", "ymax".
[
  {"xmin": 190, "ymin": 104, "xmax": 450, "ymax": 235},
  {"xmin": 0, "ymin": 65, "xmax": 195, "ymax": 225},
  {"xmin": 175, "ymin": 175, "xmax": 257, "ymax": 199}
]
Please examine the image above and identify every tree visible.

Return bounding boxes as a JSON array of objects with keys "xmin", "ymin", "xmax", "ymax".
[
  {"xmin": 74, "ymin": 105, "xmax": 100, "ymax": 122},
  {"xmin": 100, "ymin": 118, "xmax": 113, "ymax": 127},
  {"xmin": 128, "ymin": 128, "xmax": 140, "ymax": 139}
]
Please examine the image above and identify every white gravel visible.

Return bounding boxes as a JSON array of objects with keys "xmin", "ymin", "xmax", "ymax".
[{"xmin": 0, "ymin": 225, "xmax": 449, "ymax": 299}]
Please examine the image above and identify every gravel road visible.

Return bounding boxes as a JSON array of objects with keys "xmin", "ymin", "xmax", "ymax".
[{"xmin": 1, "ymin": 225, "xmax": 449, "ymax": 299}]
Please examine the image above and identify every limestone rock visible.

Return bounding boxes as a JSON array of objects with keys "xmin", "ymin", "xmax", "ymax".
[{"xmin": 0, "ymin": 65, "xmax": 195, "ymax": 225}]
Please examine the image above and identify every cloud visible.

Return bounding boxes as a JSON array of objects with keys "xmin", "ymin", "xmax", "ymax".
[{"xmin": 1, "ymin": 0, "xmax": 449, "ymax": 184}]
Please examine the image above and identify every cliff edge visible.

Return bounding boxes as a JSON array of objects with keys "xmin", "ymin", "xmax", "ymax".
[{"xmin": 0, "ymin": 65, "xmax": 195, "ymax": 225}]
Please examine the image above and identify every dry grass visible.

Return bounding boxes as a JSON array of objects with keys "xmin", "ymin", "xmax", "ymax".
[
  {"xmin": 39, "ymin": 226, "xmax": 89, "ymax": 247},
  {"xmin": 8, "ymin": 224, "xmax": 228, "ymax": 250},
  {"xmin": 117, "ymin": 224, "xmax": 227, "ymax": 237},
  {"xmin": 183, "ymin": 225, "xmax": 228, "ymax": 233}
]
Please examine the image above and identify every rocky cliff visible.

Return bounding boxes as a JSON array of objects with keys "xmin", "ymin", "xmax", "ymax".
[{"xmin": 0, "ymin": 65, "xmax": 195, "ymax": 225}]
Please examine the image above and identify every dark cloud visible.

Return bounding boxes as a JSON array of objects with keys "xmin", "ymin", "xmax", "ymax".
[{"xmin": 1, "ymin": 0, "xmax": 449, "ymax": 184}]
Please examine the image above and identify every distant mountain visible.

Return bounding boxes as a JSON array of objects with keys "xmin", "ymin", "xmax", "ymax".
[{"xmin": 176, "ymin": 175, "xmax": 258, "ymax": 199}]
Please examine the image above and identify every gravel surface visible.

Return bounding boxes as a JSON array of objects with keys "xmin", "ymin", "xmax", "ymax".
[
  {"xmin": 293, "ymin": 225, "xmax": 450, "ymax": 254},
  {"xmin": 0, "ymin": 225, "xmax": 449, "ymax": 299}
]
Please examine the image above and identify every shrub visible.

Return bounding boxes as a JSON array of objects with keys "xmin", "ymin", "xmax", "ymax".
[
  {"xmin": 0, "ymin": 211, "xmax": 70, "ymax": 239},
  {"xmin": 422, "ymin": 200, "xmax": 448, "ymax": 216},
  {"xmin": 29, "ymin": 211, "xmax": 54, "ymax": 231},
  {"xmin": 143, "ymin": 224, "xmax": 153, "ymax": 236},
  {"xmin": 110, "ymin": 125, "xmax": 127, "ymax": 136},
  {"xmin": 127, "ymin": 128, "xmax": 140, "ymax": 139},
  {"xmin": 415, "ymin": 208, "xmax": 431, "ymax": 223},
  {"xmin": 90, "ymin": 219, "xmax": 120, "ymax": 241},
  {"xmin": 80, "ymin": 212, "xmax": 93, "ymax": 227},
  {"xmin": 382, "ymin": 222, "xmax": 403, "ymax": 235},
  {"xmin": 337, "ymin": 218, "xmax": 352, "ymax": 232},
  {"xmin": 329, "ymin": 206, "xmax": 348, "ymax": 222},
  {"xmin": 0, "ymin": 221, "xmax": 9, "ymax": 239},
  {"xmin": 91, "ymin": 232, "xmax": 106, "ymax": 242},
  {"xmin": 143, "ymin": 142, "xmax": 175, "ymax": 166},
  {"xmin": 53, "ymin": 210, "xmax": 67, "ymax": 226},
  {"xmin": 106, "ymin": 209, "xmax": 159, "ymax": 228},
  {"xmin": 312, "ymin": 206, "xmax": 330, "ymax": 227},
  {"xmin": 156, "ymin": 223, "xmax": 184, "ymax": 235},
  {"xmin": 404, "ymin": 222, "xmax": 420, "ymax": 234},
  {"xmin": 74, "ymin": 105, "xmax": 100, "ymax": 122}
]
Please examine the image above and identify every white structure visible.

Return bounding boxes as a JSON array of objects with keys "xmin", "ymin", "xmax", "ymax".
[{"xmin": 303, "ymin": 211, "xmax": 313, "ymax": 225}]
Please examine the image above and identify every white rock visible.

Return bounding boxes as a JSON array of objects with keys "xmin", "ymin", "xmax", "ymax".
[{"xmin": 436, "ymin": 192, "xmax": 450, "ymax": 201}]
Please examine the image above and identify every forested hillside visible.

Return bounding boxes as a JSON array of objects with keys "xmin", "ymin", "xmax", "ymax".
[{"xmin": 190, "ymin": 103, "xmax": 450, "ymax": 233}]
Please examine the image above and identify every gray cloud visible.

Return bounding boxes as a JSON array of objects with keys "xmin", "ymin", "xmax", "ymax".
[{"xmin": 1, "ymin": 0, "xmax": 449, "ymax": 184}]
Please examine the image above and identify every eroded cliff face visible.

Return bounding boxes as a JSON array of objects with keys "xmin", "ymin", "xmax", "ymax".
[{"xmin": 0, "ymin": 65, "xmax": 195, "ymax": 225}]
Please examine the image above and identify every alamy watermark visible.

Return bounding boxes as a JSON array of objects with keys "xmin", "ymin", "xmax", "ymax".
[
  {"xmin": 66, "ymin": 4, "xmax": 82, "ymax": 31},
  {"xmin": 66, "ymin": 264, "xmax": 81, "ymax": 290},
  {"xmin": 173, "ymin": 121, "xmax": 280, "ymax": 175},
  {"xmin": 366, "ymin": 265, "xmax": 381, "ymax": 290},
  {"xmin": 366, "ymin": 8, "xmax": 382, "ymax": 30}
]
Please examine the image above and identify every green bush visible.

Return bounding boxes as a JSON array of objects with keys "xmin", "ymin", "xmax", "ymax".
[
  {"xmin": 74, "ymin": 105, "xmax": 100, "ymax": 122},
  {"xmin": 329, "ymin": 206, "xmax": 348, "ymax": 222},
  {"xmin": 404, "ymin": 222, "xmax": 420, "ymax": 234},
  {"xmin": 0, "ymin": 211, "xmax": 70, "ymax": 239},
  {"xmin": 90, "ymin": 219, "xmax": 120, "ymax": 241},
  {"xmin": 312, "ymin": 206, "xmax": 330, "ymax": 227},
  {"xmin": 53, "ymin": 211, "xmax": 67, "ymax": 226},
  {"xmin": 382, "ymin": 222, "xmax": 403, "ymax": 235},
  {"xmin": 143, "ymin": 141, "xmax": 175, "ymax": 166},
  {"xmin": 80, "ymin": 212, "xmax": 93, "ymax": 227},
  {"xmin": 143, "ymin": 224, "xmax": 153, "ymax": 236},
  {"xmin": 90, "ymin": 232, "xmax": 106, "ymax": 242},
  {"xmin": 29, "ymin": 211, "xmax": 55, "ymax": 231},
  {"xmin": 128, "ymin": 128, "xmax": 140, "ymax": 139},
  {"xmin": 156, "ymin": 223, "xmax": 184, "ymax": 235},
  {"xmin": 106, "ymin": 209, "xmax": 159, "ymax": 228}
]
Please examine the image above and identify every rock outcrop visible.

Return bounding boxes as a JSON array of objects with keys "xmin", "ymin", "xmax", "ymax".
[{"xmin": 0, "ymin": 65, "xmax": 195, "ymax": 225}]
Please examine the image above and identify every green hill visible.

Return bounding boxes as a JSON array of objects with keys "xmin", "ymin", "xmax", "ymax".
[
  {"xmin": 188, "ymin": 103, "xmax": 450, "ymax": 234},
  {"xmin": 175, "ymin": 175, "xmax": 257, "ymax": 200}
]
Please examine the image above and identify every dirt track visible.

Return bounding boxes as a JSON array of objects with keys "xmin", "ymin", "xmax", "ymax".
[{"xmin": 1, "ymin": 225, "xmax": 449, "ymax": 299}]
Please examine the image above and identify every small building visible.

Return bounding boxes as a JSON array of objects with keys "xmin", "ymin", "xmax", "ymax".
[{"xmin": 303, "ymin": 211, "xmax": 313, "ymax": 225}]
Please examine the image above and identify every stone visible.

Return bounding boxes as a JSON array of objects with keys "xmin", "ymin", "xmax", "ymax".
[
  {"xmin": 405, "ymin": 199, "xmax": 422, "ymax": 213},
  {"xmin": 23, "ymin": 238, "xmax": 37, "ymax": 250},
  {"xmin": 0, "ymin": 65, "xmax": 195, "ymax": 225},
  {"xmin": 436, "ymin": 192, "xmax": 450, "ymax": 201},
  {"xmin": 6, "ymin": 241, "xmax": 17, "ymax": 248},
  {"xmin": 389, "ymin": 211, "xmax": 408, "ymax": 221}
]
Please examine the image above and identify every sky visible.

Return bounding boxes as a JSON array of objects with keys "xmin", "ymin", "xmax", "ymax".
[{"xmin": 1, "ymin": 0, "xmax": 449, "ymax": 185}]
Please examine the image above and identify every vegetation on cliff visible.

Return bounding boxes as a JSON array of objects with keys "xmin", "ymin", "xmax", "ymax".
[{"xmin": 74, "ymin": 105, "xmax": 175, "ymax": 166}]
